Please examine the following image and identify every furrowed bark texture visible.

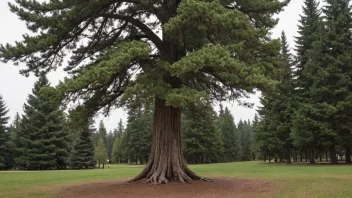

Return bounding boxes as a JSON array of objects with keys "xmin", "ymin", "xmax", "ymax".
[{"xmin": 130, "ymin": 99, "xmax": 209, "ymax": 184}]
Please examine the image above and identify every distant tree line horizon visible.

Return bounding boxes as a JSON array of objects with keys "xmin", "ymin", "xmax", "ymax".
[{"xmin": 0, "ymin": 79, "xmax": 257, "ymax": 170}]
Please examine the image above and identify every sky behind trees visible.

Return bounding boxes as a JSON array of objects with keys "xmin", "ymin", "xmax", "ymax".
[{"xmin": 0, "ymin": 0, "xmax": 304, "ymax": 131}]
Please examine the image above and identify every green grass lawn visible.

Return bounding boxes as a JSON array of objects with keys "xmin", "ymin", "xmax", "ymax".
[{"xmin": 1, "ymin": 162, "xmax": 352, "ymax": 198}]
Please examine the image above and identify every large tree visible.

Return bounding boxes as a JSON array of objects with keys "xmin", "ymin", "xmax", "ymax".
[
  {"xmin": 0, "ymin": 0, "xmax": 288, "ymax": 183},
  {"xmin": 0, "ymin": 95, "xmax": 12, "ymax": 170}
]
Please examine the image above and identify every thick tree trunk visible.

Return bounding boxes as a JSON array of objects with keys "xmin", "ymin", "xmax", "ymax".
[
  {"xmin": 130, "ymin": 99, "xmax": 208, "ymax": 184},
  {"xmin": 325, "ymin": 149, "xmax": 328, "ymax": 162},
  {"xmin": 330, "ymin": 146, "xmax": 338, "ymax": 164},
  {"xmin": 305, "ymin": 151, "xmax": 308, "ymax": 162},
  {"xmin": 346, "ymin": 146, "xmax": 351, "ymax": 164},
  {"xmin": 300, "ymin": 152, "xmax": 302, "ymax": 162}
]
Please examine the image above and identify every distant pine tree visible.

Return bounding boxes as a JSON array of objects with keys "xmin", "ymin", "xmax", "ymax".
[
  {"xmin": 105, "ymin": 131, "xmax": 115, "ymax": 163},
  {"xmin": 111, "ymin": 119, "xmax": 125, "ymax": 163},
  {"xmin": 70, "ymin": 123, "xmax": 96, "ymax": 169},
  {"xmin": 15, "ymin": 76, "xmax": 69, "ymax": 170},
  {"xmin": 0, "ymin": 95, "xmax": 12, "ymax": 170},
  {"xmin": 113, "ymin": 119, "xmax": 124, "ymax": 139},
  {"xmin": 94, "ymin": 138, "xmax": 108, "ymax": 168},
  {"xmin": 8, "ymin": 112, "xmax": 21, "ymax": 169},
  {"xmin": 123, "ymin": 104, "xmax": 153, "ymax": 164},
  {"xmin": 238, "ymin": 120, "xmax": 255, "ymax": 161},
  {"xmin": 217, "ymin": 106, "xmax": 241, "ymax": 162},
  {"xmin": 182, "ymin": 102, "xmax": 223, "ymax": 164}
]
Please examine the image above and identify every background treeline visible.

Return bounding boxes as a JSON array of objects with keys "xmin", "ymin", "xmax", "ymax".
[
  {"xmin": 256, "ymin": 0, "xmax": 352, "ymax": 164},
  {"xmin": 111, "ymin": 102, "xmax": 255, "ymax": 165},
  {"xmin": 0, "ymin": 77, "xmax": 256, "ymax": 170}
]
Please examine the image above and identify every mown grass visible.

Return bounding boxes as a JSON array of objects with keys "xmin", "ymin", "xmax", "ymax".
[{"xmin": 1, "ymin": 162, "xmax": 352, "ymax": 198}]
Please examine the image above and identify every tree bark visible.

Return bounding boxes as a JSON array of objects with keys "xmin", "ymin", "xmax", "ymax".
[
  {"xmin": 330, "ymin": 146, "xmax": 338, "ymax": 164},
  {"xmin": 130, "ymin": 99, "xmax": 208, "ymax": 184},
  {"xmin": 346, "ymin": 145, "xmax": 351, "ymax": 164},
  {"xmin": 300, "ymin": 152, "xmax": 302, "ymax": 162},
  {"xmin": 325, "ymin": 149, "xmax": 328, "ymax": 162}
]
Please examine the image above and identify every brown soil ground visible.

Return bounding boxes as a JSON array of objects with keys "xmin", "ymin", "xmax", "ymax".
[{"xmin": 59, "ymin": 177, "xmax": 275, "ymax": 198}]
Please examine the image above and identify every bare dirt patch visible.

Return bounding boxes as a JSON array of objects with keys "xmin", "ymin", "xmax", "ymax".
[{"xmin": 59, "ymin": 177, "xmax": 275, "ymax": 198}]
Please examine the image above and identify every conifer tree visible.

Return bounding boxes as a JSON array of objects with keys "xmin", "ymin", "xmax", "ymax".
[
  {"xmin": 98, "ymin": 121, "xmax": 108, "ymax": 141},
  {"xmin": 9, "ymin": 112, "xmax": 21, "ymax": 169},
  {"xmin": 182, "ymin": 102, "xmax": 223, "ymax": 164},
  {"xmin": 70, "ymin": 121, "xmax": 96, "ymax": 169},
  {"xmin": 295, "ymin": 0, "xmax": 321, "ymax": 78},
  {"xmin": 291, "ymin": 0, "xmax": 322, "ymax": 163},
  {"xmin": 94, "ymin": 137, "xmax": 108, "ymax": 168},
  {"xmin": 112, "ymin": 119, "xmax": 125, "ymax": 163},
  {"xmin": 112, "ymin": 136, "xmax": 124, "ymax": 163},
  {"xmin": 256, "ymin": 31, "xmax": 296, "ymax": 164},
  {"xmin": 106, "ymin": 131, "xmax": 115, "ymax": 163},
  {"xmin": 238, "ymin": 120, "xmax": 255, "ymax": 161},
  {"xmin": 295, "ymin": 0, "xmax": 352, "ymax": 164},
  {"xmin": 15, "ymin": 76, "xmax": 69, "ymax": 170},
  {"xmin": 113, "ymin": 119, "xmax": 124, "ymax": 139},
  {"xmin": 1, "ymin": 0, "xmax": 289, "ymax": 183},
  {"xmin": 123, "ymin": 104, "xmax": 153, "ymax": 164},
  {"xmin": 217, "ymin": 106, "xmax": 241, "ymax": 162},
  {"xmin": 0, "ymin": 95, "xmax": 12, "ymax": 170}
]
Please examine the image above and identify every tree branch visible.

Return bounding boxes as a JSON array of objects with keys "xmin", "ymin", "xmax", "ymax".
[{"xmin": 101, "ymin": 13, "xmax": 163, "ymax": 50}]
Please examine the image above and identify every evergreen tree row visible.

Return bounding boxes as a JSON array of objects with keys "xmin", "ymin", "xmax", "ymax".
[
  {"xmin": 110, "ymin": 102, "xmax": 256, "ymax": 165},
  {"xmin": 0, "ymin": 77, "xmax": 97, "ymax": 170},
  {"xmin": 255, "ymin": 0, "xmax": 352, "ymax": 164}
]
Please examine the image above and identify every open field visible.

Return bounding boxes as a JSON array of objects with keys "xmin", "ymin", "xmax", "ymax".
[{"xmin": 1, "ymin": 162, "xmax": 352, "ymax": 198}]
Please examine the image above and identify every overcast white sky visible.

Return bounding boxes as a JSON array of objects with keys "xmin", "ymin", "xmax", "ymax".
[{"xmin": 0, "ymin": 0, "xmax": 304, "ymax": 131}]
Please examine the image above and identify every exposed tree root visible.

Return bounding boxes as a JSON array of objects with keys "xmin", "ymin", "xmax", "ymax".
[{"xmin": 129, "ymin": 162, "xmax": 212, "ymax": 184}]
